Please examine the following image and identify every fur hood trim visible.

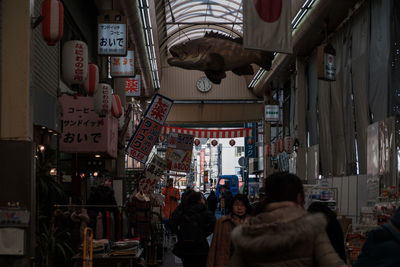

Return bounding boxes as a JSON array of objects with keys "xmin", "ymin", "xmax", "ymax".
[{"xmin": 231, "ymin": 202, "xmax": 327, "ymax": 255}]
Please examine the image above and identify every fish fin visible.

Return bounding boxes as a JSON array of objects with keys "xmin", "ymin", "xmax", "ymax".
[
  {"xmin": 232, "ymin": 65, "xmax": 254, "ymax": 76},
  {"xmin": 260, "ymin": 51, "xmax": 274, "ymax": 70},
  {"xmin": 204, "ymin": 31, "xmax": 242, "ymax": 43},
  {"xmin": 207, "ymin": 53, "xmax": 225, "ymax": 70},
  {"xmin": 205, "ymin": 71, "xmax": 226, "ymax": 84}
]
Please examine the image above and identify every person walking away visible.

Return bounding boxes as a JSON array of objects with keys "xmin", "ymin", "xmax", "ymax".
[
  {"xmin": 353, "ymin": 207, "xmax": 400, "ymax": 267},
  {"xmin": 229, "ymin": 172, "xmax": 346, "ymax": 267},
  {"xmin": 221, "ymin": 186, "xmax": 233, "ymax": 215},
  {"xmin": 308, "ymin": 201, "xmax": 347, "ymax": 263},
  {"xmin": 207, "ymin": 190, "xmax": 218, "ymax": 215},
  {"xmin": 162, "ymin": 178, "xmax": 180, "ymax": 220},
  {"xmin": 169, "ymin": 192, "xmax": 216, "ymax": 267},
  {"xmin": 207, "ymin": 194, "xmax": 251, "ymax": 267}
]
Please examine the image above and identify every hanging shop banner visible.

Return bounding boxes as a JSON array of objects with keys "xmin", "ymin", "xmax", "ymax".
[
  {"xmin": 200, "ymin": 150, "xmax": 205, "ymax": 181},
  {"xmin": 265, "ymin": 105, "xmax": 280, "ymax": 122},
  {"xmin": 110, "ymin": 50, "xmax": 135, "ymax": 77},
  {"xmin": 166, "ymin": 132, "xmax": 194, "ymax": 173},
  {"xmin": 126, "ymin": 94, "xmax": 174, "ymax": 163},
  {"xmin": 97, "ymin": 11, "xmax": 127, "ymax": 56},
  {"xmin": 245, "ymin": 122, "xmax": 257, "ymax": 158},
  {"xmin": 59, "ymin": 95, "xmax": 118, "ymax": 158},
  {"xmin": 125, "ymin": 75, "xmax": 141, "ymax": 97},
  {"xmin": 140, "ymin": 155, "xmax": 167, "ymax": 195},
  {"xmin": 162, "ymin": 126, "xmax": 252, "ymax": 138},
  {"xmin": 317, "ymin": 44, "xmax": 336, "ymax": 81}
]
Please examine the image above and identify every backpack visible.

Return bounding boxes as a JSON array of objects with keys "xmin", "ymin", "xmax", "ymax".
[{"xmin": 173, "ymin": 210, "xmax": 208, "ymax": 257}]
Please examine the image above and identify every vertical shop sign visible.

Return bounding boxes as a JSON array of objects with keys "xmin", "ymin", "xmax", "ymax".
[
  {"xmin": 98, "ymin": 11, "xmax": 127, "ymax": 56},
  {"xmin": 317, "ymin": 44, "xmax": 336, "ymax": 81},
  {"xmin": 165, "ymin": 132, "xmax": 194, "ymax": 173},
  {"xmin": 126, "ymin": 94, "xmax": 173, "ymax": 163},
  {"xmin": 125, "ymin": 75, "xmax": 141, "ymax": 97},
  {"xmin": 110, "ymin": 50, "xmax": 135, "ymax": 77},
  {"xmin": 200, "ymin": 150, "xmax": 205, "ymax": 181},
  {"xmin": 245, "ymin": 122, "xmax": 257, "ymax": 158}
]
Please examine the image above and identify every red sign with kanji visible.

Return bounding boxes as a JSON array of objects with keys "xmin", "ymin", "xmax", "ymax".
[{"xmin": 126, "ymin": 94, "xmax": 173, "ymax": 163}]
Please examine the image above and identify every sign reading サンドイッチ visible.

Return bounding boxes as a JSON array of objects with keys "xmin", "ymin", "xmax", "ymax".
[{"xmin": 126, "ymin": 94, "xmax": 173, "ymax": 163}]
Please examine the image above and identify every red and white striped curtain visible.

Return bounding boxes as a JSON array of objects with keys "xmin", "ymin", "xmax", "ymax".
[{"xmin": 162, "ymin": 126, "xmax": 252, "ymax": 138}]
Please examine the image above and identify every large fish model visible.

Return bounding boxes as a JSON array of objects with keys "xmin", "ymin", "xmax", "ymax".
[{"xmin": 167, "ymin": 31, "xmax": 274, "ymax": 84}]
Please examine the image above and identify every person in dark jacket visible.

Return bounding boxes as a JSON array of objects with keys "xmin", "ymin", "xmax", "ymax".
[
  {"xmin": 207, "ymin": 190, "xmax": 218, "ymax": 215},
  {"xmin": 353, "ymin": 207, "xmax": 400, "ymax": 267},
  {"xmin": 169, "ymin": 191, "xmax": 216, "ymax": 267},
  {"xmin": 308, "ymin": 201, "xmax": 347, "ymax": 263}
]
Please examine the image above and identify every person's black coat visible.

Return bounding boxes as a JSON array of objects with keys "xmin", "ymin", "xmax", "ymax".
[
  {"xmin": 169, "ymin": 203, "xmax": 216, "ymax": 257},
  {"xmin": 207, "ymin": 191, "xmax": 218, "ymax": 213}
]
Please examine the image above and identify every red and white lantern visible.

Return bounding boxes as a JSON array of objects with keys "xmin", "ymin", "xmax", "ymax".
[
  {"xmin": 194, "ymin": 139, "xmax": 201, "ymax": 146},
  {"xmin": 271, "ymin": 143, "xmax": 278, "ymax": 157},
  {"xmin": 266, "ymin": 143, "xmax": 271, "ymax": 157},
  {"xmin": 211, "ymin": 140, "xmax": 218, "ymax": 146},
  {"xmin": 83, "ymin": 63, "xmax": 99, "ymax": 96},
  {"xmin": 284, "ymin": 136, "xmax": 292, "ymax": 153},
  {"xmin": 111, "ymin": 94, "xmax": 123, "ymax": 118},
  {"xmin": 229, "ymin": 139, "xmax": 236, "ymax": 146},
  {"xmin": 94, "ymin": 83, "xmax": 112, "ymax": 117},
  {"xmin": 41, "ymin": 0, "xmax": 64, "ymax": 46},
  {"xmin": 277, "ymin": 138, "xmax": 284, "ymax": 153},
  {"xmin": 62, "ymin": 40, "xmax": 88, "ymax": 85}
]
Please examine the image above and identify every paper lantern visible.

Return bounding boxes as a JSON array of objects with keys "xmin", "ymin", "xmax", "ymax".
[
  {"xmin": 62, "ymin": 40, "xmax": 88, "ymax": 85},
  {"xmin": 41, "ymin": 0, "xmax": 64, "ymax": 45},
  {"xmin": 118, "ymin": 109, "xmax": 125, "ymax": 130},
  {"xmin": 271, "ymin": 143, "xmax": 278, "ymax": 157},
  {"xmin": 284, "ymin": 136, "xmax": 292, "ymax": 153},
  {"xmin": 83, "ymin": 63, "xmax": 99, "ymax": 96},
  {"xmin": 194, "ymin": 139, "xmax": 200, "ymax": 146},
  {"xmin": 229, "ymin": 139, "xmax": 236, "ymax": 146},
  {"xmin": 111, "ymin": 94, "xmax": 123, "ymax": 118},
  {"xmin": 277, "ymin": 138, "xmax": 284, "ymax": 153},
  {"xmin": 211, "ymin": 140, "xmax": 218, "ymax": 146},
  {"xmin": 247, "ymin": 137, "xmax": 254, "ymax": 145},
  {"xmin": 93, "ymin": 83, "xmax": 112, "ymax": 116}
]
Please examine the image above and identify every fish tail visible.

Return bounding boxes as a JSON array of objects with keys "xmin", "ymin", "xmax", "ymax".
[{"xmin": 260, "ymin": 51, "xmax": 274, "ymax": 70}]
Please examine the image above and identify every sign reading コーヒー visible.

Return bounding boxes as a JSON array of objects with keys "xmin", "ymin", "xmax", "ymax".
[{"xmin": 126, "ymin": 94, "xmax": 173, "ymax": 163}]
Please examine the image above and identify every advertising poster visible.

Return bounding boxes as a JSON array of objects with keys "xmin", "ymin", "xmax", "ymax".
[{"xmin": 166, "ymin": 132, "xmax": 194, "ymax": 173}]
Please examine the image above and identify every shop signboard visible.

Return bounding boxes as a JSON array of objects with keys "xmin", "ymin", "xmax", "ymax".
[
  {"xmin": 166, "ymin": 132, "xmax": 194, "ymax": 173},
  {"xmin": 140, "ymin": 155, "xmax": 167, "ymax": 195},
  {"xmin": 125, "ymin": 75, "xmax": 141, "ymax": 97},
  {"xmin": 126, "ymin": 94, "xmax": 173, "ymax": 163},
  {"xmin": 245, "ymin": 122, "xmax": 257, "ymax": 158},
  {"xmin": 59, "ymin": 95, "xmax": 118, "ymax": 158},
  {"xmin": 110, "ymin": 50, "xmax": 135, "ymax": 77},
  {"xmin": 265, "ymin": 105, "xmax": 280, "ymax": 122},
  {"xmin": 97, "ymin": 11, "xmax": 127, "ymax": 56},
  {"xmin": 317, "ymin": 44, "xmax": 336, "ymax": 81}
]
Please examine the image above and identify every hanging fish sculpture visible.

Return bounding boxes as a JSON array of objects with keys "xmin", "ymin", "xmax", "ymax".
[{"xmin": 167, "ymin": 31, "xmax": 274, "ymax": 84}]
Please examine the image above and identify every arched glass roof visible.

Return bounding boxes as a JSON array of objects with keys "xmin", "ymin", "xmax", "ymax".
[{"xmin": 162, "ymin": 0, "xmax": 243, "ymax": 52}]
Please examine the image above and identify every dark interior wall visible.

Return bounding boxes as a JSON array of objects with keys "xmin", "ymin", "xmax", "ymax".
[{"xmin": 0, "ymin": 140, "xmax": 35, "ymax": 267}]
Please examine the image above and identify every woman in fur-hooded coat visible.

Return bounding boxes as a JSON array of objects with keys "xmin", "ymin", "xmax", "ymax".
[{"xmin": 229, "ymin": 173, "xmax": 346, "ymax": 267}]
